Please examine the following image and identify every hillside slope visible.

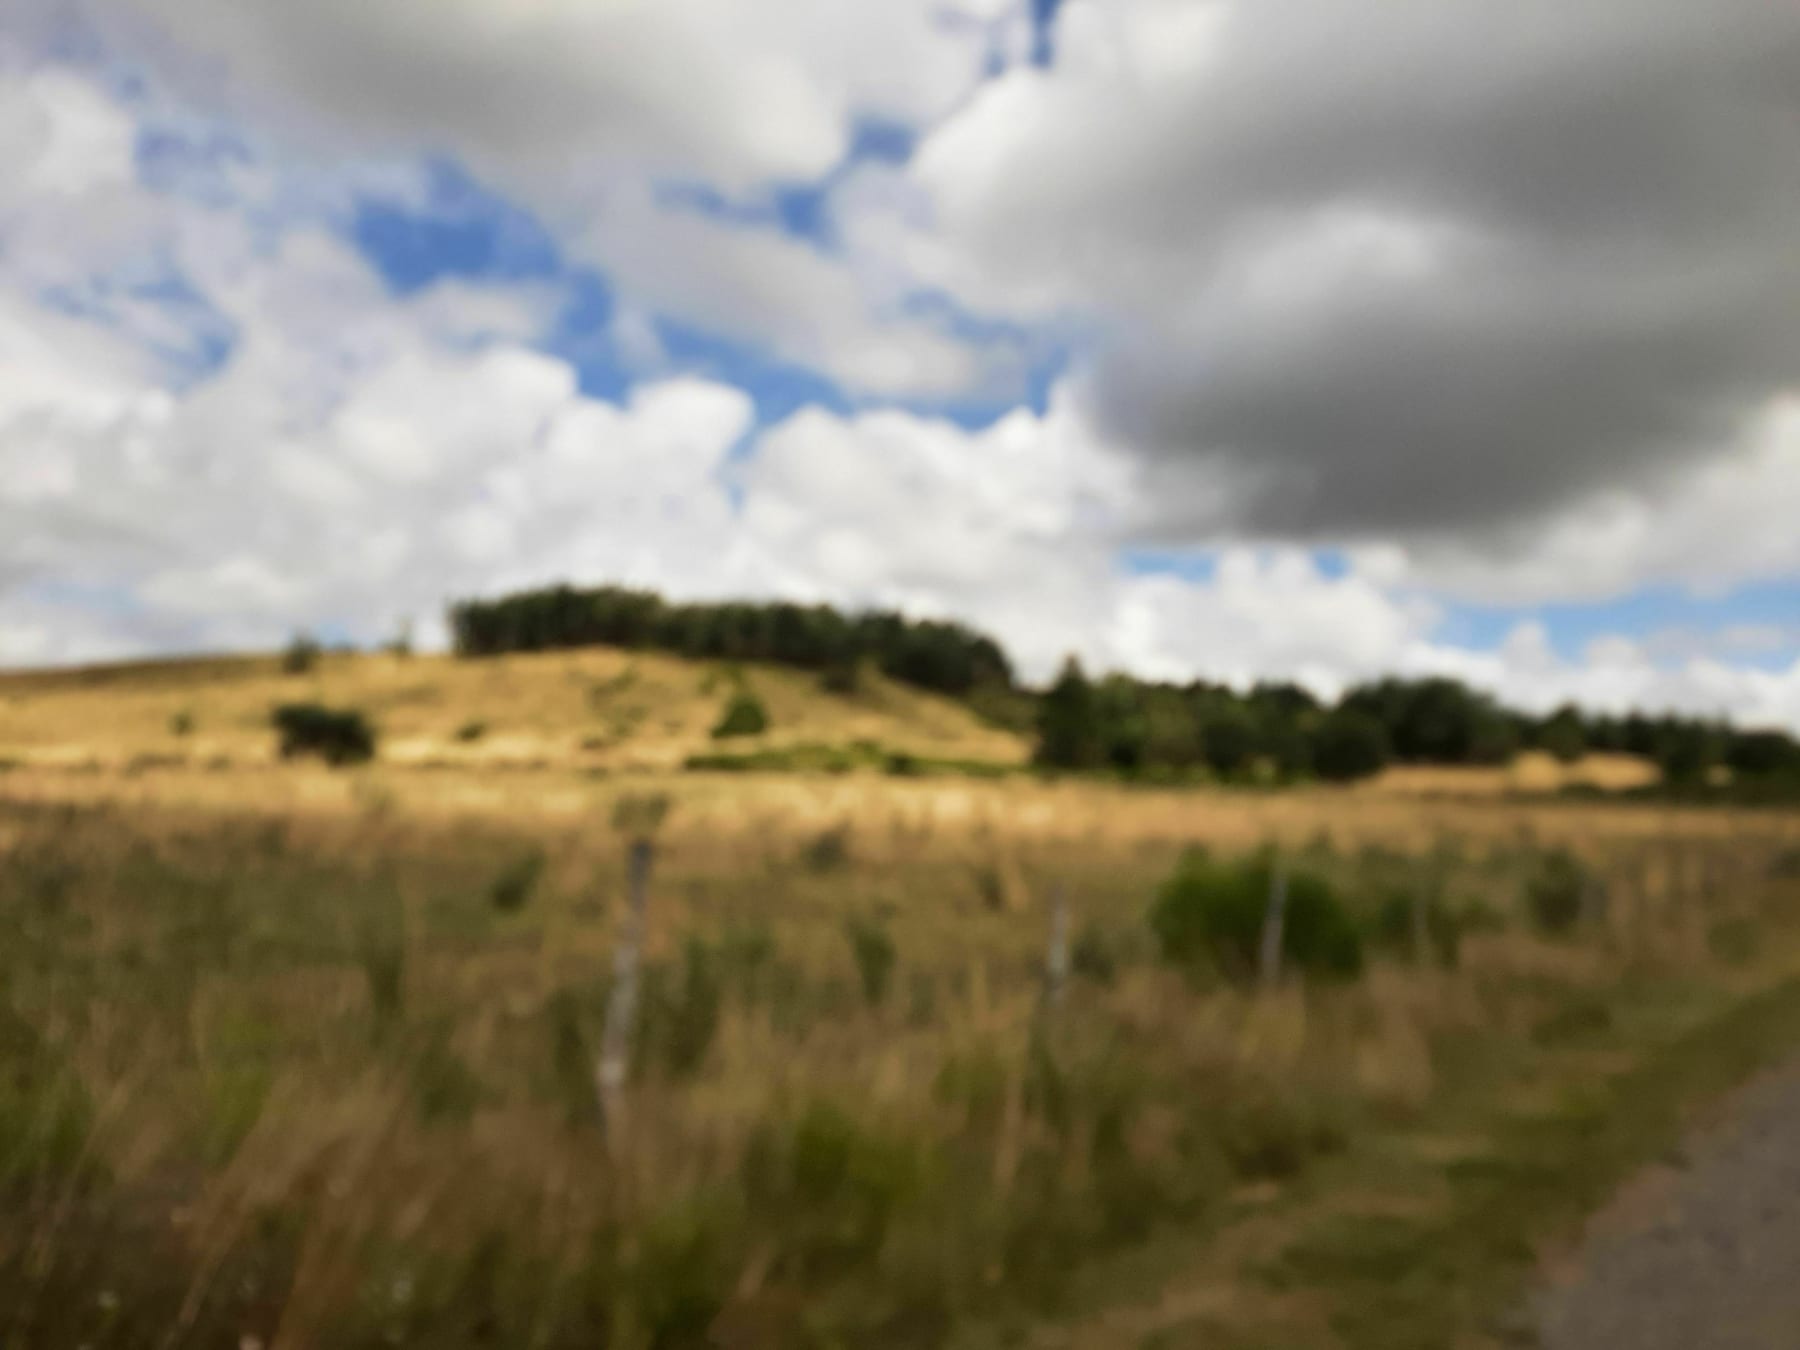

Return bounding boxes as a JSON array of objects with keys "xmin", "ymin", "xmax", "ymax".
[{"xmin": 0, "ymin": 648, "xmax": 1031, "ymax": 772}]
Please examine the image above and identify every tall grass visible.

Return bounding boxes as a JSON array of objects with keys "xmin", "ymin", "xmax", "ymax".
[{"xmin": 0, "ymin": 793, "xmax": 1794, "ymax": 1348}]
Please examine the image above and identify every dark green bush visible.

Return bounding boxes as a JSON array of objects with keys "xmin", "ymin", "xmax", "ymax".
[
  {"xmin": 454, "ymin": 720, "xmax": 488, "ymax": 743},
  {"xmin": 272, "ymin": 703, "xmax": 376, "ymax": 766},
  {"xmin": 818, "ymin": 656, "xmax": 866, "ymax": 695},
  {"xmin": 1526, "ymin": 849, "xmax": 1587, "ymax": 936},
  {"xmin": 488, "ymin": 850, "xmax": 546, "ymax": 913},
  {"xmin": 711, "ymin": 690, "xmax": 769, "ymax": 739},
  {"xmin": 803, "ymin": 824, "xmax": 852, "ymax": 872},
  {"xmin": 1149, "ymin": 852, "xmax": 1363, "ymax": 982},
  {"xmin": 1070, "ymin": 921, "xmax": 1119, "ymax": 985}
]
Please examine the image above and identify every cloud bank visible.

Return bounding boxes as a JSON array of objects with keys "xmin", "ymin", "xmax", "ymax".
[{"xmin": 4, "ymin": 3, "xmax": 1800, "ymax": 730}]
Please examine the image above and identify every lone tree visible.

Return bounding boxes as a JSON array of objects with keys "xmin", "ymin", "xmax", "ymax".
[{"xmin": 1035, "ymin": 656, "xmax": 1102, "ymax": 770}]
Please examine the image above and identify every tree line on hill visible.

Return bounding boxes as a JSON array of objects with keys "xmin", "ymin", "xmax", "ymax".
[
  {"xmin": 1036, "ymin": 664, "xmax": 1800, "ymax": 789},
  {"xmin": 447, "ymin": 584, "xmax": 1800, "ymax": 789},
  {"xmin": 449, "ymin": 584, "xmax": 1011, "ymax": 697}
]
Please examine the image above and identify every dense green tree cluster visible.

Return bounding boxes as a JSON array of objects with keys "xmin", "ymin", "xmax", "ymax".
[
  {"xmin": 1519, "ymin": 706, "xmax": 1800, "ymax": 790},
  {"xmin": 449, "ymin": 585, "xmax": 1011, "ymax": 698},
  {"xmin": 1033, "ymin": 660, "xmax": 1334, "ymax": 781},
  {"xmin": 1032, "ymin": 662, "xmax": 1800, "ymax": 789}
]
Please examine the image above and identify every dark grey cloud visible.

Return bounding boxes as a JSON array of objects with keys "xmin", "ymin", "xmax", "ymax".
[{"xmin": 932, "ymin": 0, "xmax": 1800, "ymax": 537}]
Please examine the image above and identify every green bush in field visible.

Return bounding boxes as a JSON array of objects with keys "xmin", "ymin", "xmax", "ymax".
[
  {"xmin": 272, "ymin": 702, "xmax": 376, "ymax": 766},
  {"xmin": 803, "ymin": 824, "xmax": 852, "ymax": 872},
  {"xmin": 487, "ymin": 849, "xmax": 546, "ymax": 913},
  {"xmin": 1150, "ymin": 852, "xmax": 1363, "ymax": 982},
  {"xmin": 711, "ymin": 690, "xmax": 769, "ymax": 739},
  {"xmin": 1071, "ymin": 921, "xmax": 1120, "ymax": 985},
  {"xmin": 1526, "ymin": 848, "xmax": 1588, "ymax": 936}
]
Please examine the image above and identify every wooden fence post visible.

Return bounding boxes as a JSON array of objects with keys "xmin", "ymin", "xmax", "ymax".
[{"xmin": 598, "ymin": 793, "xmax": 669, "ymax": 1148}]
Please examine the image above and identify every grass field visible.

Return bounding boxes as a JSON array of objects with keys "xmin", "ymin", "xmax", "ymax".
[{"xmin": 2, "ymin": 652, "xmax": 1797, "ymax": 1349}]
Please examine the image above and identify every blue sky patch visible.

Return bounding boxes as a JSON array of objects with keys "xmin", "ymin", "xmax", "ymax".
[{"xmin": 350, "ymin": 159, "xmax": 561, "ymax": 295}]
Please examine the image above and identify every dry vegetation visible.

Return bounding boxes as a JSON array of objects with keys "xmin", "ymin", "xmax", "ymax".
[
  {"xmin": 1, "ymin": 653, "xmax": 1793, "ymax": 1350},
  {"xmin": 0, "ymin": 649, "xmax": 1025, "ymax": 775}
]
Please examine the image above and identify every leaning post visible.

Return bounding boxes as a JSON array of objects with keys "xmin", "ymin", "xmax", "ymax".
[{"xmin": 598, "ymin": 792, "xmax": 670, "ymax": 1149}]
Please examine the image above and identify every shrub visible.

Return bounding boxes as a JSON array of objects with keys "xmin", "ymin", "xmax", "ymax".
[
  {"xmin": 168, "ymin": 710, "xmax": 195, "ymax": 737},
  {"xmin": 1149, "ymin": 852, "xmax": 1363, "ymax": 982},
  {"xmin": 1310, "ymin": 710, "xmax": 1392, "ymax": 782},
  {"xmin": 1070, "ymin": 921, "xmax": 1119, "ymax": 985},
  {"xmin": 488, "ymin": 850, "xmax": 546, "ymax": 913},
  {"xmin": 711, "ymin": 690, "xmax": 769, "ymax": 739},
  {"xmin": 1525, "ymin": 849, "xmax": 1587, "ymax": 937},
  {"xmin": 845, "ymin": 917, "xmax": 897, "ymax": 1006},
  {"xmin": 272, "ymin": 703, "xmax": 377, "ymax": 766},
  {"xmin": 454, "ymin": 720, "xmax": 488, "ymax": 743},
  {"xmin": 818, "ymin": 656, "xmax": 867, "ymax": 695},
  {"xmin": 281, "ymin": 632, "xmax": 322, "ymax": 675},
  {"xmin": 803, "ymin": 824, "xmax": 852, "ymax": 872}
]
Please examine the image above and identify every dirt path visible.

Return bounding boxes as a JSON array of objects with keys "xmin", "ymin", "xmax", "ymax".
[{"xmin": 1533, "ymin": 1054, "xmax": 1800, "ymax": 1349}]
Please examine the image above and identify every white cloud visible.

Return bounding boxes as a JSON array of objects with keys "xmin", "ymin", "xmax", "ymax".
[
  {"xmin": 576, "ymin": 185, "xmax": 1017, "ymax": 400},
  {"xmin": 99, "ymin": 0, "xmax": 1020, "ymax": 192},
  {"xmin": 4, "ymin": 27, "xmax": 1800, "ymax": 740}
]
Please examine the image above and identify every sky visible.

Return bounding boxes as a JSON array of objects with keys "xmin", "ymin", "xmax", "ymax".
[{"xmin": 2, "ymin": 0, "xmax": 1799, "ymax": 729}]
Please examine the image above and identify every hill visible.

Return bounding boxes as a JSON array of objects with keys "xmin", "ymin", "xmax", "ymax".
[{"xmin": 0, "ymin": 647, "xmax": 1029, "ymax": 775}]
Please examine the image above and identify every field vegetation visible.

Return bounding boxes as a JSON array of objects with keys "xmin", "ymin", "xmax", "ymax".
[{"xmin": 3, "ymin": 618, "xmax": 1800, "ymax": 1347}]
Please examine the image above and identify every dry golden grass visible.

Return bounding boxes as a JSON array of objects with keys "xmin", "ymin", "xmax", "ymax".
[
  {"xmin": 0, "ymin": 647, "xmax": 1027, "ymax": 773},
  {"xmin": 1367, "ymin": 751, "xmax": 1659, "ymax": 797}
]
